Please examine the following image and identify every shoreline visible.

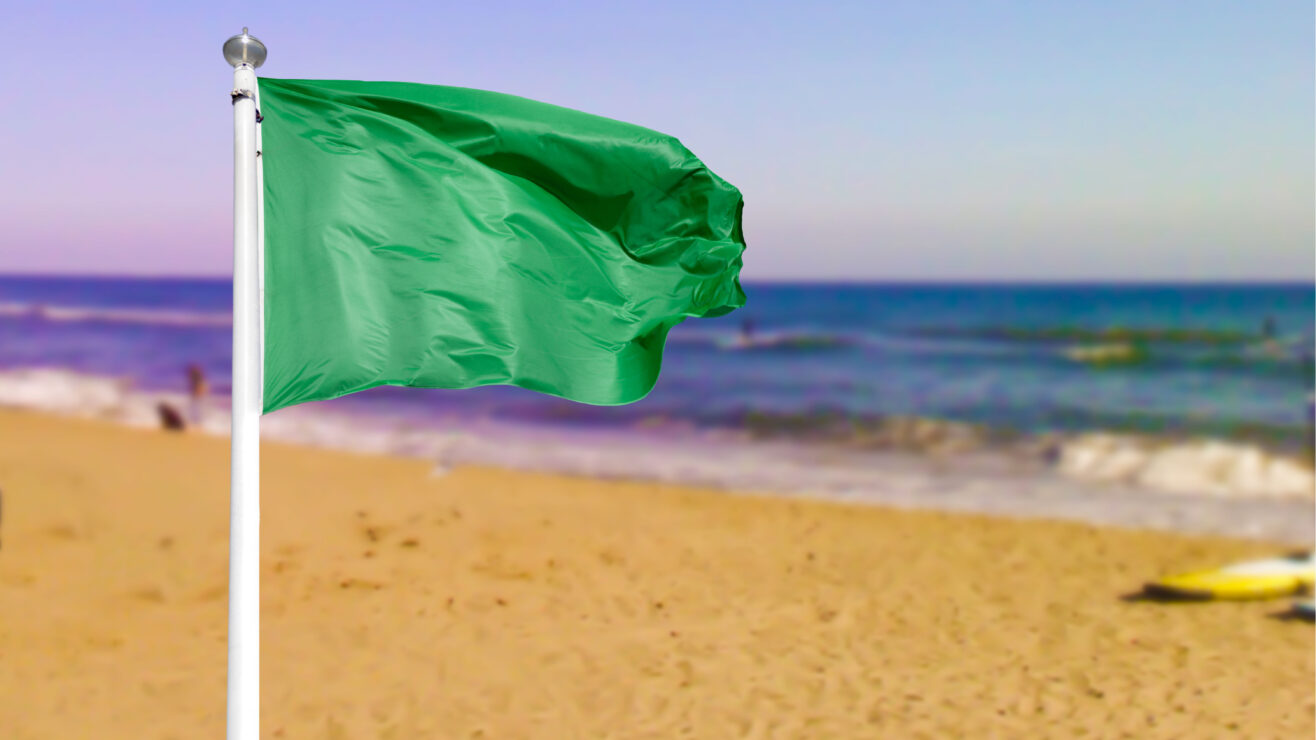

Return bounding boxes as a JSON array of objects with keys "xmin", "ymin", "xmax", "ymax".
[{"xmin": 0, "ymin": 367, "xmax": 1312, "ymax": 544}]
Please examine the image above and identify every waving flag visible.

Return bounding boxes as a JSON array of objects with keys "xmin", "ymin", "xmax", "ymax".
[{"xmin": 257, "ymin": 78, "xmax": 746, "ymax": 412}]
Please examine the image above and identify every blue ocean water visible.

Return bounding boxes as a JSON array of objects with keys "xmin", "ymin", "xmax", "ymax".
[{"xmin": 2, "ymin": 276, "xmax": 1312, "ymax": 448}]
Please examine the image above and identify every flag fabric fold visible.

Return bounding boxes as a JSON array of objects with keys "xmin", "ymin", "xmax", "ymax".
[{"xmin": 258, "ymin": 78, "xmax": 745, "ymax": 413}]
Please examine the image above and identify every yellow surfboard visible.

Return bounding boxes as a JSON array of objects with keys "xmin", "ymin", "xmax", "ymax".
[{"xmin": 1143, "ymin": 551, "xmax": 1315, "ymax": 601}]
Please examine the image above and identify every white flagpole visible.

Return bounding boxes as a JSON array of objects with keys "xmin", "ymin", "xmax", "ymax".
[{"xmin": 223, "ymin": 28, "xmax": 267, "ymax": 740}]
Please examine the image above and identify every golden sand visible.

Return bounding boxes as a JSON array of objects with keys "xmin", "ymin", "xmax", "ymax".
[{"xmin": 0, "ymin": 409, "xmax": 1310, "ymax": 738}]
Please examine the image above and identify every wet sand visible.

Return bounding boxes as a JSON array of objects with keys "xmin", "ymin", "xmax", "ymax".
[{"xmin": 0, "ymin": 409, "xmax": 1310, "ymax": 738}]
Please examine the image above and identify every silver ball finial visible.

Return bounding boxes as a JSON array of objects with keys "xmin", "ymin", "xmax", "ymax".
[{"xmin": 223, "ymin": 28, "xmax": 267, "ymax": 68}]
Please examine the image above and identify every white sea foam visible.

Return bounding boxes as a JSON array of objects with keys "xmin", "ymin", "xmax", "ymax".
[
  {"xmin": 0, "ymin": 368, "xmax": 1310, "ymax": 543},
  {"xmin": 1, "ymin": 367, "xmax": 1310, "ymax": 501},
  {"xmin": 1057, "ymin": 433, "xmax": 1314, "ymax": 499},
  {"xmin": 0, "ymin": 368, "xmax": 137, "ymax": 418}
]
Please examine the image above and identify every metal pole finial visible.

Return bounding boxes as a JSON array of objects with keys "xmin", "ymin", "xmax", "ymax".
[{"xmin": 223, "ymin": 28, "xmax": 267, "ymax": 69}]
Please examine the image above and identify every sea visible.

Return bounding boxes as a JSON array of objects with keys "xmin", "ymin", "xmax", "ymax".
[
  {"xmin": 4, "ymin": 275, "xmax": 1313, "ymax": 540},
  {"xmin": 2, "ymin": 276, "xmax": 1311, "ymax": 447}
]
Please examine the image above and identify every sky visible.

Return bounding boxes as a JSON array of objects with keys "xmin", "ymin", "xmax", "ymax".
[{"xmin": 3, "ymin": 0, "xmax": 1312, "ymax": 281}]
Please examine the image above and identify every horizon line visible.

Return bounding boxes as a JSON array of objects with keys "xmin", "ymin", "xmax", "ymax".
[{"xmin": 0, "ymin": 271, "xmax": 1312, "ymax": 287}]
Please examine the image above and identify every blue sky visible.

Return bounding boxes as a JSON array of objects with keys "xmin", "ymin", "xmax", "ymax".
[{"xmin": 4, "ymin": 0, "xmax": 1312, "ymax": 280}]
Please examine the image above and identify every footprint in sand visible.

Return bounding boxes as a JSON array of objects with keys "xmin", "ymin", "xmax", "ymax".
[
  {"xmin": 44, "ymin": 522, "xmax": 82, "ymax": 541},
  {"xmin": 194, "ymin": 583, "xmax": 227, "ymax": 603},
  {"xmin": 129, "ymin": 586, "xmax": 166, "ymax": 604}
]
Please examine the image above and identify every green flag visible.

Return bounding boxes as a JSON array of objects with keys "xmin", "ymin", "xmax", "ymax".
[{"xmin": 258, "ymin": 78, "xmax": 745, "ymax": 413}]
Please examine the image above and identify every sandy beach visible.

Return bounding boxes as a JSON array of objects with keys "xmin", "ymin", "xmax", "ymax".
[{"xmin": 0, "ymin": 408, "xmax": 1311, "ymax": 738}]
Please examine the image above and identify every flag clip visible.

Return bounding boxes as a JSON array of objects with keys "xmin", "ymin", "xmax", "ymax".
[{"xmin": 230, "ymin": 89, "xmax": 263, "ymax": 122}]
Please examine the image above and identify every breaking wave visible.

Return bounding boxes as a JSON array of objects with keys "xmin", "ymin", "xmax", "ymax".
[{"xmin": 0, "ymin": 367, "xmax": 1309, "ymax": 502}]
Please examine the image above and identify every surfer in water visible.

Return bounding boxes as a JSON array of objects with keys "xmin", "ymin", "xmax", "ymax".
[{"xmin": 725, "ymin": 318, "xmax": 767, "ymax": 350}]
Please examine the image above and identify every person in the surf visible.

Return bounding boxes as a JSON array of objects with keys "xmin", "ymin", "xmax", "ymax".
[
  {"xmin": 186, "ymin": 363, "xmax": 209, "ymax": 428},
  {"xmin": 740, "ymin": 318, "xmax": 756, "ymax": 344},
  {"xmin": 1253, "ymin": 315, "xmax": 1291, "ymax": 360}
]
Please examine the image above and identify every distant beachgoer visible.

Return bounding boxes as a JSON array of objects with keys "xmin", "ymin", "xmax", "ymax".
[
  {"xmin": 186, "ymin": 363, "xmax": 209, "ymax": 427},
  {"xmin": 1262, "ymin": 316, "xmax": 1277, "ymax": 340},
  {"xmin": 157, "ymin": 402, "xmax": 186, "ymax": 432},
  {"xmin": 740, "ymin": 318, "xmax": 756, "ymax": 342}
]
